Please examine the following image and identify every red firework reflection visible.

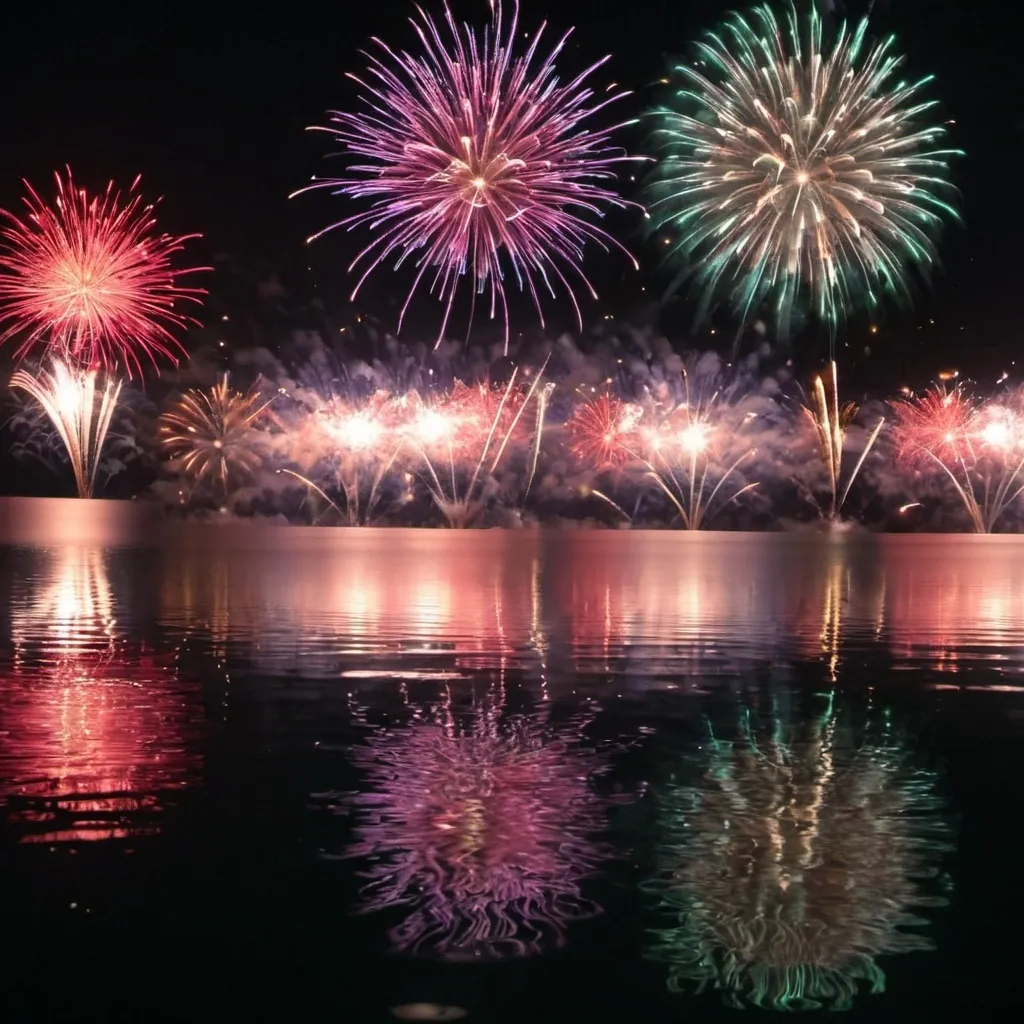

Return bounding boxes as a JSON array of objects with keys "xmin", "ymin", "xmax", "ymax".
[
  {"xmin": 344, "ymin": 695, "xmax": 609, "ymax": 958},
  {"xmin": 0, "ymin": 169, "xmax": 208, "ymax": 375},
  {"xmin": 2, "ymin": 546, "xmax": 200, "ymax": 843}
]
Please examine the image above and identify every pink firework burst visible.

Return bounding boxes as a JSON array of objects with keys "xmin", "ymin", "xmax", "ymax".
[
  {"xmin": 891, "ymin": 385, "xmax": 977, "ymax": 465},
  {"xmin": 295, "ymin": 0, "xmax": 639, "ymax": 351},
  {"xmin": 0, "ymin": 169, "xmax": 208, "ymax": 376},
  {"xmin": 567, "ymin": 393, "xmax": 641, "ymax": 468}
]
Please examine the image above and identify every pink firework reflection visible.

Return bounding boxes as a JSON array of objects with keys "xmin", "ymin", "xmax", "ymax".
[
  {"xmin": 296, "ymin": 0, "xmax": 638, "ymax": 350},
  {"xmin": 344, "ymin": 695, "xmax": 609, "ymax": 958},
  {"xmin": 1, "ymin": 546, "xmax": 200, "ymax": 843}
]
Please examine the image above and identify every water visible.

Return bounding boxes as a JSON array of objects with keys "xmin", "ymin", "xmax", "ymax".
[{"xmin": 1, "ymin": 500, "xmax": 1023, "ymax": 1021}]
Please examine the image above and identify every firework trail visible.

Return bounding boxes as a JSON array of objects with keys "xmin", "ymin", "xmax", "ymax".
[
  {"xmin": 645, "ymin": 694, "xmax": 949, "ymax": 1011},
  {"xmin": 10, "ymin": 360, "xmax": 122, "ymax": 499},
  {"xmin": 803, "ymin": 362, "xmax": 885, "ymax": 522},
  {"xmin": 0, "ymin": 170, "xmax": 207, "ymax": 376},
  {"xmin": 646, "ymin": 2, "xmax": 960, "ymax": 343},
  {"xmin": 159, "ymin": 375, "xmax": 273, "ymax": 496},
  {"xmin": 893, "ymin": 385, "xmax": 1024, "ymax": 532},
  {"xmin": 342, "ymin": 690, "xmax": 609, "ymax": 959},
  {"xmin": 295, "ymin": 0, "xmax": 638, "ymax": 351}
]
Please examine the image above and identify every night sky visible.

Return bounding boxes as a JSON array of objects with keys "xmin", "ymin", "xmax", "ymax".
[{"xmin": 2, "ymin": 0, "xmax": 1019, "ymax": 388}]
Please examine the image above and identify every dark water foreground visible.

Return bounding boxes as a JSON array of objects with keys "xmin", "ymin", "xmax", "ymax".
[{"xmin": 1, "ymin": 501, "xmax": 1023, "ymax": 1020}]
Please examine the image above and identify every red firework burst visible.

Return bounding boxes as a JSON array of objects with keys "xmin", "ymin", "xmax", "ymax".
[
  {"xmin": 566, "ymin": 393, "xmax": 641, "ymax": 468},
  {"xmin": 891, "ymin": 385, "xmax": 977, "ymax": 465},
  {"xmin": 295, "ymin": 0, "xmax": 638, "ymax": 351},
  {"xmin": 0, "ymin": 169, "xmax": 208, "ymax": 376}
]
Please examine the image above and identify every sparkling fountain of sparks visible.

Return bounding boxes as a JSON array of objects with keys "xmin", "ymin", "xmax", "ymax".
[
  {"xmin": 283, "ymin": 390, "xmax": 404, "ymax": 526},
  {"xmin": 159, "ymin": 375, "xmax": 273, "ymax": 496},
  {"xmin": 635, "ymin": 373, "xmax": 757, "ymax": 530},
  {"xmin": 406, "ymin": 361, "xmax": 550, "ymax": 527},
  {"xmin": 567, "ymin": 392, "xmax": 644, "ymax": 522},
  {"xmin": 0, "ymin": 169, "xmax": 208, "ymax": 377},
  {"xmin": 645, "ymin": 695, "xmax": 949, "ymax": 1011},
  {"xmin": 646, "ymin": 2, "xmax": 961, "ymax": 343},
  {"xmin": 803, "ymin": 362, "xmax": 885, "ymax": 523},
  {"xmin": 294, "ymin": 0, "xmax": 639, "ymax": 352},
  {"xmin": 893, "ymin": 385, "xmax": 1024, "ymax": 532},
  {"xmin": 10, "ymin": 360, "xmax": 122, "ymax": 499}
]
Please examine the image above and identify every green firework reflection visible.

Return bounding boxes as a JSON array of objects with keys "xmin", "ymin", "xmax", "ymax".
[{"xmin": 644, "ymin": 694, "xmax": 950, "ymax": 1011}]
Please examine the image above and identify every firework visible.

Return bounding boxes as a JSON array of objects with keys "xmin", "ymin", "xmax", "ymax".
[
  {"xmin": 0, "ymin": 170, "xmax": 207, "ymax": 376},
  {"xmin": 295, "ymin": 0, "xmax": 638, "ymax": 350},
  {"xmin": 159, "ymin": 375, "xmax": 273, "ymax": 496},
  {"xmin": 645, "ymin": 695, "xmax": 949, "ymax": 1011},
  {"xmin": 566, "ymin": 392, "xmax": 642, "ymax": 468},
  {"xmin": 803, "ymin": 362, "xmax": 885, "ymax": 522},
  {"xmin": 405, "ymin": 364, "xmax": 550, "ymax": 526},
  {"xmin": 342, "ymin": 692, "xmax": 608, "ymax": 958},
  {"xmin": 647, "ymin": 3, "xmax": 960, "ymax": 340},
  {"xmin": 893, "ymin": 385, "xmax": 1024, "ymax": 532},
  {"xmin": 635, "ymin": 372, "xmax": 757, "ymax": 529},
  {"xmin": 283, "ymin": 389, "xmax": 405, "ymax": 525},
  {"xmin": 10, "ymin": 360, "xmax": 122, "ymax": 499}
]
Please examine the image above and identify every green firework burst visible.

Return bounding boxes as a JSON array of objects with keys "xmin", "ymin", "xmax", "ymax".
[{"xmin": 646, "ymin": 2, "xmax": 961, "ymax": 341}]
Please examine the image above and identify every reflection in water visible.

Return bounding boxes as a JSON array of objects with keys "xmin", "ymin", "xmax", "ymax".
[
  {"xmin": 645, "ymin": 695, "xmax": 949, "ymax": 1011},
  {"xmin": 1, "ymin": 545, "xmax": 198, "ymax": 843},
  {"xmin": 339, "ymin": 685, "xmax": 610, "ymax": 959},
  {"xmin": 153, "ymin": 530, "xmax": 1024, "ymax": 682}
]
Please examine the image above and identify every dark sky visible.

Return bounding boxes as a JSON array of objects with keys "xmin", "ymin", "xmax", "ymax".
[{"xmin": 1, "ymin": 0, "xmax": 1019, "ymax": 387}]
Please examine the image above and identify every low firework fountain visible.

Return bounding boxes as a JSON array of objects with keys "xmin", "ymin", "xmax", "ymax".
[
  {"xmin": 568, "ymin": 373, "xmax": 757, "ymax": 528},
  {"xmin": 636, "ymin": 372, "xmax": 757, "ymax": 530},
  {"xmin": 644, "ymin": 693, "xmax": 949, "ymax": 1011},
  {"xmin": 10, "ymin": 360, "xmax": 122, "ymax": 499},
  {"xmin": 283, "ymin": 390, "xmax": 404, "ymax": 525},
  {"xmin": 405, "ymin": 364, "xmax": 550, "ymax": 527},
  {"xmin": 803, "ymin": 362, "xmax": 885, "ymax": 523},
  {"xmin": 342, "ymin": 688, "xmax": 610, "ymax": 959},
  {"xmin": 893, "ymin": 384, "xmax": 1024, "ymax": 532}
]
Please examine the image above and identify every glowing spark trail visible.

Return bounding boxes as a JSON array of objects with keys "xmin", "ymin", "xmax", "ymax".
[
  {"xmin": 647, "ymin": 2, "xmax": 960, "ymax": 341},
  {"xmin": 10, "ymin": 360, "xmax": 122, "ymax": 499},
  {"xmin": 295, "ymin": 0, "xmax": 638, "ymax": 351},
  {"xmin": 0, "ymin": 170, "xmax": 207, "ymax": 376}
]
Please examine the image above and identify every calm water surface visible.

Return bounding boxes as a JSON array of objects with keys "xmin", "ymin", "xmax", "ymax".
[{"xmin": 1, "ymin": 503, "xmax": 1023, "ymax": 1020}]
